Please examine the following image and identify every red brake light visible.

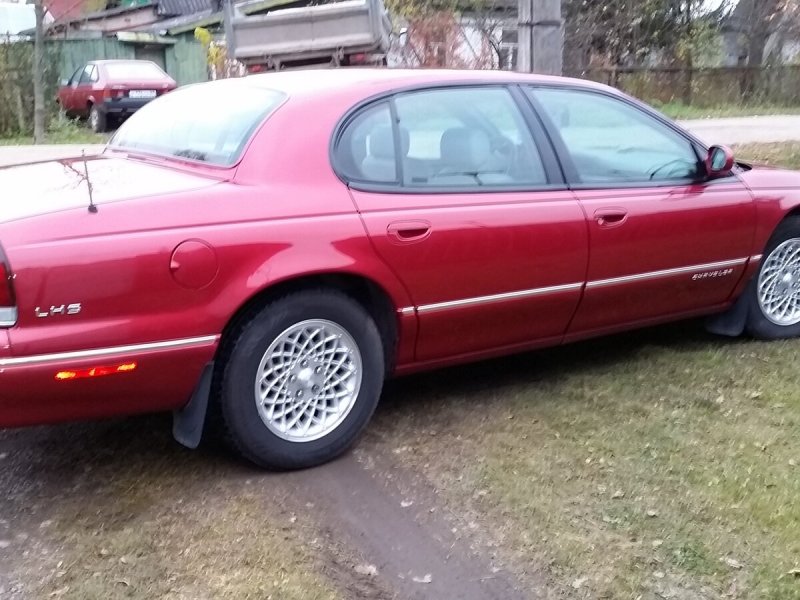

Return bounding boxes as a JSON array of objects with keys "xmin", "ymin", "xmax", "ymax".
[{"xmin": 0, "ymin": 244, "xmax": 16, "ymax": 327}]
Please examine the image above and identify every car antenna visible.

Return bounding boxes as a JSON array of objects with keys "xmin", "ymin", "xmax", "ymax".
[{"xmin": 82, "ymin": 150, "xmax": 98, "ymax": 213}]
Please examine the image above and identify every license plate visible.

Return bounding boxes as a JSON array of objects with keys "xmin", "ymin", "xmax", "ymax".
[{"xmin": 128, "ymin": 90, "xmax": 157, "ymax": 99}]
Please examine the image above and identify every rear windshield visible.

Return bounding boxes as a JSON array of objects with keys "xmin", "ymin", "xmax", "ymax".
[
  {"xmin": 104, "ymin": 61, "xmax": 168, "ymax": 81},
  {"xmin": 109, "ymin": 84, "xmax": 287, "ymax": 166}
]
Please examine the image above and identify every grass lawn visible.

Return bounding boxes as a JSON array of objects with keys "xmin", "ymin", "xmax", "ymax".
[
  {"xmin": 370, "ymin": 143, "xmax": 800, "ymax": 599},
  {"xmin": 658, "ymin": 103, "xmax": 800, "ymax": 120},
  {"xmin": 734, "ymin": 143, "xmax": 800, "ymax": 170},
  {"xmin": 373, "ymin": 323, "xmax": 800, "ymax": 599}
]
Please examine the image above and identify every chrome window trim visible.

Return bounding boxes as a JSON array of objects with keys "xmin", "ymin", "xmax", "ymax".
[
  {"xmin": 585, "ymin": 258, "xmax": 747, "ymax": 289},
  {"xmin": 0, "ymin": 307, "xmax": 17, "ymax": 328},
  {"xmin": 416, "ymin": 282, "xmax": 583, "ymax": 314},
  {"xmin": 0, "ymin": 335, "xmax": 219, "ymax": 367}
]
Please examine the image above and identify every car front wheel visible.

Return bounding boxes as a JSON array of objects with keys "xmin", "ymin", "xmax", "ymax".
[
  {"xmin": 747, "ymin": 217, "xmax": 800, "ymax": 339},
  {"xmin": 217, "ymin": 290, "xmax": 385, "ymax": 469}
]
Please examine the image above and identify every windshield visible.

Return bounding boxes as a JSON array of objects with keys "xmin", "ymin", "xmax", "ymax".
[
  {"xmin": 109, "ymin": 84, "xmax": 287, "ymax": 166},
  {"xmin": 104, "ymin": 61, "xmax": 168, "ymax": 81}
]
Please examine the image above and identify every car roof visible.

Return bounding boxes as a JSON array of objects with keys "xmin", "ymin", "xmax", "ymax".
[{"xmin": 200, "ymin": 68, "xmax": 616, "ymax": 100}]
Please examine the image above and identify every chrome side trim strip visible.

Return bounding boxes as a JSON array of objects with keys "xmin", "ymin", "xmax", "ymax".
[
  {"xmin": 397, "ymin": 307, "xmax": 416, "ymax": 315},
  {"xmin": 416, "ymin": 282, "xmax": 583, "ymax": 314},
  {"xmin": 0, "ymin": 335, "xmax": 219, "ymax": 367},
  {"xmin": 0, "ymin": 307, "xmax": 17, "ymax": 328},
  {"xmin": 750, "ymin": 254, "xmax": 763, "ymax": 262},
  {"xmin": 585, "ymin": 258, "xmax": 747, "ymax": 289}
]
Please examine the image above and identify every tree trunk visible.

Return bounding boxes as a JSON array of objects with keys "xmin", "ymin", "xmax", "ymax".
[{"xmin": 32, "ymin": 0, "xmax": 45, "ymax": 144}]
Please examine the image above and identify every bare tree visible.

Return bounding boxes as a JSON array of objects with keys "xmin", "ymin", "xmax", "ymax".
[{"xmin": 32, "ymin": 0, "xmax": 45, "ymax": 144}]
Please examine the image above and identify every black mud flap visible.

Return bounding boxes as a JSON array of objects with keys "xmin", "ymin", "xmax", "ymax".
[
  {"xmin": 172, "ymin": 362, "xmax": 214, "ymax": 449},
  {"xmin": 705, "ymin": 291, "xmax": 749, "ymax": 337}
]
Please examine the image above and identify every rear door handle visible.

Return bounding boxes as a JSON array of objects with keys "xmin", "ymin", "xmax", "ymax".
[
  {"xmin": 594, "ymin": 209, "xmax": 628, "ymax": 227},
  {"xmin": 387, "ymin": 220, "xmax": 432, "ymax": 243}
]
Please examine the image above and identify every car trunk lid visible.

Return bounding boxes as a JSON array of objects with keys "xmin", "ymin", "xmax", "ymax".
[{"xmin": 0, "ymin": 154, "xmax": 227, "ymax": 224}]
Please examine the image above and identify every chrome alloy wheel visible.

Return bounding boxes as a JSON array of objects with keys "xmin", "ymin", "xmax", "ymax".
[
  {"xmin": 254, "ymin": 319, "xmax": 363, "ymax": 442},
  {"xmin": 758, "ymin": 238, "xmax": 800, "ymax": 326}
]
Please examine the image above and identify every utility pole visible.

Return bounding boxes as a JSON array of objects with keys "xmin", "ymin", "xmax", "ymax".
[
  {"xmin": 517, "ymin": 0, "xmax": 562, "ymax": 75},
  {"xmin": 32, "ymin": 0, "xmax": 45, "ymax": 143},
  {"xmin": 223, "ymin": 0, "xmax": 237, "ymax": 63}
]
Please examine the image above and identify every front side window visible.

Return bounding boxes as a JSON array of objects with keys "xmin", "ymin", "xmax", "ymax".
[
  {"xmin": 529, "ymin": 88, "xmax": 700, "ymax": 184},
  {"xmin": 109, "ymin": 83, "xmax": 286, "ymax": 166},
  {"xmin": 68, "ymin": 66, "xmax": 83, "ymax": 86},
  {"xmin": 395, "ymin": 87, "xmax": 547, "ymax": 187},
  {"xmin": 79, "ymin": 65, "xmax": 95, "ymax": 85}
]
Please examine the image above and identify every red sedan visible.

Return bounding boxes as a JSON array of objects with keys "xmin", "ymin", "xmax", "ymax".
[
  {"xmin": 57, "ymin": 60, "xmax": 177, "ymax": 133},
  {"xmin": 3, "ymin": 70, "xmax": 799, "ymax": 469}
]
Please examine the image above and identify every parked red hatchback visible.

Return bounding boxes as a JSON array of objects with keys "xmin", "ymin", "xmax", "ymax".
[
  {"xmin": 57, "ymin": 59, "xmax": 177, "ymax": 133},
  {"xmin": 4, "ymin": 69, "xmax": 800, "ymax": 469}
]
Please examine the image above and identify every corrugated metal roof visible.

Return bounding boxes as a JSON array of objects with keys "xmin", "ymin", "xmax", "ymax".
[{"xmin": 156, "ymin": 0, "xmax": 211, "ymax": 16}]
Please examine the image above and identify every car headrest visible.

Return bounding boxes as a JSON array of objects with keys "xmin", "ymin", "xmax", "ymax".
[
  {"xmin": 368, "ymin": 125, "xmax": 410, "ymax": 160},
  {"xmin": 440, "ymin": 127, "xmax": 491, "ymax": 171}
]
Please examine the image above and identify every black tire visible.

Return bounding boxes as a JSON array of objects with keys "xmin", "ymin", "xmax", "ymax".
[
  {"xmin": 216, "ymin": 290, "xmax": 385, "ymax": 470},
  {"xmin": 89, "ymin": 105, "xmax": 106, "ymax": 133},
  {"xmin": 746, "ymin": 216, "xmax": 800, "ymax": 339}
]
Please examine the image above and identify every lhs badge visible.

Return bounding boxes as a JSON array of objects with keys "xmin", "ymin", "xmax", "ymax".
[{"xmin": 35, "ymin": 303, "xmax": 82, "ymax": 318}]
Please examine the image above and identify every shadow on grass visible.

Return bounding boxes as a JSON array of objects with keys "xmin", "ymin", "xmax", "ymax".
[{"xmin": 377, "ymin": 318, "xmax": 742, "ymax": 417}]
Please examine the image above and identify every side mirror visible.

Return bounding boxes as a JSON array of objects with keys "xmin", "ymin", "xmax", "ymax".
[{"xmin": 705, "ymin": 145, "xmax": 735, "ymax": 178}]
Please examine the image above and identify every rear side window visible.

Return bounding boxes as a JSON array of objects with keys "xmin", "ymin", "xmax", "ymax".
[
  {"xmin": 104, "ymin": 61, "xmax": 168, "ymax": 81},
  {"xmin": 336, "ymin": 102, "xmax": 397, "ymax": 183},
  {"xmin": 336, "ymin": 87, "xmax": 548, "ymax": 189}
]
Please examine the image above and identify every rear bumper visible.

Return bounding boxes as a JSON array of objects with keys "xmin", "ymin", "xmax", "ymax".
[
  {"xmin": 0, "ymin": 335, "xmax": 218, "ymax": 427},
  {"xmin": 101, "ymin": 97, "xmax": 152, "ymax": 115}
]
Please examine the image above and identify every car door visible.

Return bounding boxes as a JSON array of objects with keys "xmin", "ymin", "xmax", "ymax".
[
  {"xmin": 74, "ymin": 64, "xmax": 97, "ymax": 117},
  {"xmin": 526, "ymin": 86, "xmax": 755, "ymax": 336},
  {"xmin": 60, "ymin": 66, "xmax": 84, "ymax": 114},
  {"xmin": 336, "ymin": 85, "xmax": 588, "ymax": 364}
]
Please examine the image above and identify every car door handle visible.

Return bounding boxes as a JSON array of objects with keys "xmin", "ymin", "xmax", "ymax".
[
  {"xmin": 387, "ymin": 220, "xmax": 432, "ymax": 243},
  {"xmin": 594, "ymin": 209, "xmax": 628, "ymax": 227}
]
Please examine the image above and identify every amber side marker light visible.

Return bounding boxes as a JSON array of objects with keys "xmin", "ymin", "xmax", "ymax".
[{"xmin": 55, "ymin": 362, "xmax": 137, "ymax": 381}]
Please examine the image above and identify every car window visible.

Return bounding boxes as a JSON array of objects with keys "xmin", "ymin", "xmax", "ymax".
[
  {"xmin": 78, "ymin": 65, "xmax": 96, "ymax": 85},
  {"xmin": 104, "ymin": 61, "xmax": 167, "ymax": 81},
  {"xmin": 68, "ymin": 66, "xmax": 83, "ymax": 86},
  {"xmin": 109, "ymin": 83, "xmax": 286, "ymax": 167},
  {"xmin": 394, "ymin": 87, "xmax": 547, "ymax": 187},
  {"xmin": 529, "ymin": 88, "xmax": 700, "ymax": 184},
  {"xmin": 337, "ymin": 102, "xmax": 397, "ymax": 183}
]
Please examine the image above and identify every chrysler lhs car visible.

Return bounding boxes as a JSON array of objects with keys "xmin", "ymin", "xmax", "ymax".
[{"xmin": 2, "ymin": 69, "xmax": 800, "ymax": 469}]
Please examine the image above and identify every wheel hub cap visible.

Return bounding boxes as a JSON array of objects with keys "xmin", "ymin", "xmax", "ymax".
[
  {"xmin": 757, "ymin": 238, "xmax": 800, "ymax": 326},
  {"xmin": 254, "ymin": 319, "xmax": 362, "ymax": 442}
]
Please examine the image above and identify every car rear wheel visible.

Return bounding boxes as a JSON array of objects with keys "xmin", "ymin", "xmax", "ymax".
[
  {"xmin": 747, "ymin": 217, "xmax": 800, "ymax": 339},
  {"xmin": 217, "ymin": 290, "xmax": 385, "ymax": 469},
  {"xmin": 88, "ymin": 105, "xmax": 106, "ymax": 133}
]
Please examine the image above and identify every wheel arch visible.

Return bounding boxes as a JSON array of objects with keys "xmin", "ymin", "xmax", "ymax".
[{"xmin": 219, "ymin": 271, "xmax": 399, "ymax": 375}]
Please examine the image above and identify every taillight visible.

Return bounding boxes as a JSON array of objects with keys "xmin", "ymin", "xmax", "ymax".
[{"xmin": 0, "ymin": 244, "xmax": 17, "ymax": 327}]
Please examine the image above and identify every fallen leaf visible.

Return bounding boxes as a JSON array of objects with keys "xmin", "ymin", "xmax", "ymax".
[
  {"xmin": 723, "ymin": 557, "xmax": 743, "ymax": 570},
  {"xmin": 787, "ymin": 568, "xmax": 800, "ymax": 578},
  {"xmin": 612, "ymin": 490, "xmax": 625, "ymax": 499},
  {"xmin": 354, "ymin": 564, "xmax": 377, "ymax": 577},
  {"xmin": 652, "ymin": 539, "xmax": 664, "ymax": 548},
  {"xmin": 646, "ymin": 509, "xmax": 659, "ymax": 518},
  {"xmin": 572, "ymin": 576, "xmax": 588, "ymax": 589},
  {"xmin": 400, "ymin": 500, "xmax": 414, "ymax": 508},
  {"xmin": 653, "ymin": 571, "xmax": 665, "ymax": 579},
  {"xmin": 412, "ymin": 573, "xmax": 433, "ymax": 584}
]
